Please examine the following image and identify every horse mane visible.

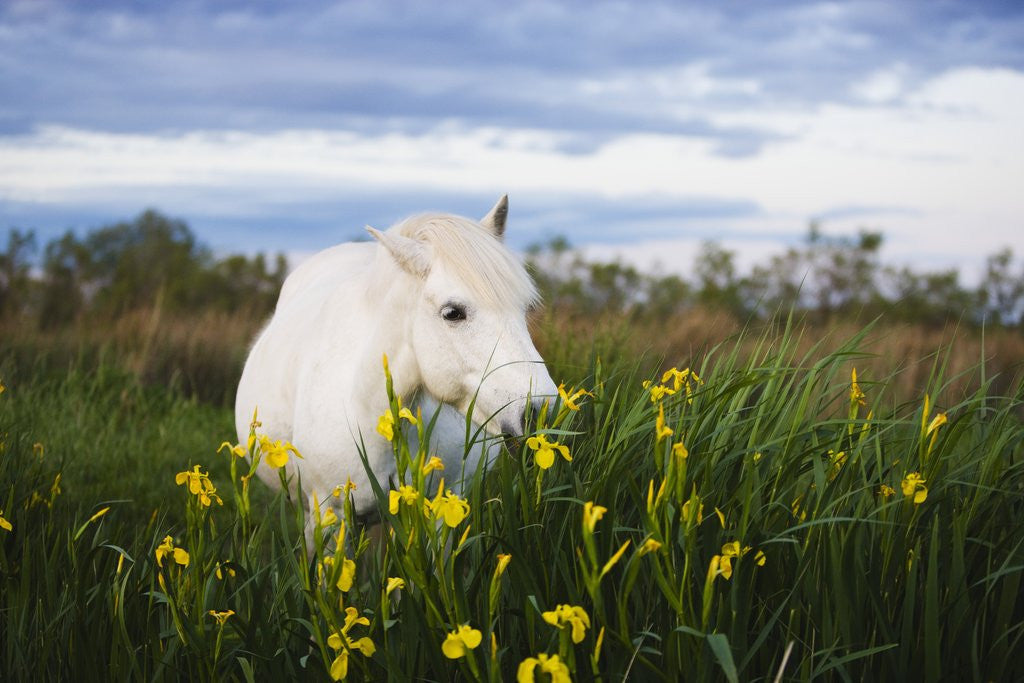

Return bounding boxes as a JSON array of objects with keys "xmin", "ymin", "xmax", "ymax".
[{"xmin": 393, "ymin": 213, "xmax": 540, "ymax": 310}]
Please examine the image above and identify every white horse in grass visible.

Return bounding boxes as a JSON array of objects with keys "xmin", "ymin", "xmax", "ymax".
[{"xmin": 235, "ymin": 196, "xmax": 557, "ymax": 526}]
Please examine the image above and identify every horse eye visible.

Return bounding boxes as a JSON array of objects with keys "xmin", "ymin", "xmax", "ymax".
[{"xmin": 440, "ymin": 304, "xmax": 467, "ymax": 322}]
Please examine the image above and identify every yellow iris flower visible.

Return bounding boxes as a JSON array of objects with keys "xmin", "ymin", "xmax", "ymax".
[
  {"xmin": 582, "ymin": 501, "xmax": 607, "ymax": 534},
  {"xmin": 327, "ymin": 607, "xmax": 375, "ymax": 680},
  {"xmin": 217, "ymin": 441, "xmax": 247, "ymax": 458},
  {"xmin": 901, "ymin": 472, "xmax": 928, "ymax": 504},
  {"xmin": 655, "ymin": 403, "xmax": 673, "ymax": 442},
  {"xmin": 542, "ymin": 604, "xmax": 591, "ymax": 643},
  {"xmin": 716, "ymin": 540, "xmax": 766, "ymax": 580},
  {"xmin": 333, "ymin": 478, "xmax": 357, "ymax": 497},
  {"xmin": 427, "ymin": 484, "xmax": 471, "ymax": 528},
  {"xmin": 256, "ymin": 435, "xmax": 301, "ymax": 469},
  {"xmin": 526, "ymin": 434, "xmax": 572, "ymax": 469},
  {"xmin": 388, "ymin": 485, "xmax": 419, "ymax": 515},
  {"xmin": 639, "ymin": 537, "xmax": 663, "ymax": 555},
  {"xmin": 441, "ymin": 624, "xmax": 482, "ymax": 659},
  {"xmin": 495, "ymin": 553, "xmax": 512, "ymax": 578},
  {"xmin": 155, "ymin": 535, "xmax": 190, "ymax": 568},
  {"xmin": 517, "ymin": 653, "xmax": 571, "ymax": 683},
  {"xmin": 376, "ymin": 403, "xmax": 418, "ymax": 442},
  {"xmin": 175, "ymin": 465, "xmax": 223, "ymax": 507},
  {"xmin": 672, "ymin": 441, "xmax": 688, "ymax": 459},
  {"xmin": 850, "ymin": 368, "xmax": 866, "ymax": 406},
  {"xmin": 557, "ymin": 383, "xmax": 592, "ymax": 411},
  {"xmin": 207, "ymin": 609, "xmax": 234, "ymax": 625},
  {"xmin": 421, "ymin": 456, "xmax": 445, "ymax": 475}
]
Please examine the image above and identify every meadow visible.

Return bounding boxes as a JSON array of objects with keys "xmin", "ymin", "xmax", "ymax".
[{"xmin": 1, "ymin": 308, "xmax": 1023, "ymax": 682}]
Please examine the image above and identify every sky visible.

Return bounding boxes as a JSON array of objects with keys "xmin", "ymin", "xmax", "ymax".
[{"xmin": 2, "ymin": 0, "xmax": 1023, "ymax": 281}]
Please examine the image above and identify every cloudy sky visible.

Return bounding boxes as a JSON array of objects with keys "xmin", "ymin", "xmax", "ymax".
[{"xmin": 2, "ymin": 0, "xmax": 1023, "ymax": 279}]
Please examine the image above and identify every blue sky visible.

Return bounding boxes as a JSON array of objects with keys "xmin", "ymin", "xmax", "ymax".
[{"xmin": 2, "ymin": 0, "xmax": 1023, "ymax": 278}]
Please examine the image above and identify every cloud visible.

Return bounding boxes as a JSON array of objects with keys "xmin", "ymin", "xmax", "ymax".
[{"xmin": 2, "ymin": 1, "xmax": 1023, "ymax": 280}]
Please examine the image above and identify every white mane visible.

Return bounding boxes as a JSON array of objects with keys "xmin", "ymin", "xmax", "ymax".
[{"xmin": 393, "ymin": 213, "xmax": 540, "ymax": 310}]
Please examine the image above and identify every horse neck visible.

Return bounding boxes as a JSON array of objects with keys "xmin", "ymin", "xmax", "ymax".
[{"xmin": 349, "ymin": 255, "xmax": 425, "ymax": 407}]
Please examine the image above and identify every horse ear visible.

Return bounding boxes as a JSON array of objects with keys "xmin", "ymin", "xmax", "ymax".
[
  {"xmin": 366, "ymin": 226, "xmax": 430, "ymax": 278},
  {"xmin": 480, "ymin": 194, "xmax": 509, "ymax": 240}
]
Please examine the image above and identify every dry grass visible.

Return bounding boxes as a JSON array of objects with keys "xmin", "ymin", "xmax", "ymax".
[
  {"xmin": 4, "ymin": 305, "xmax": 1021, "ymax": 409},
  {"xmin": 533, "ymin": 306, "xmax": 1024, "ymax": 408}
]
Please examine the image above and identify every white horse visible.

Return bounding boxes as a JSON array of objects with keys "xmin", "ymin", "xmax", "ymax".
[{"xmin": 235, "ymin": 196, "xmax": 557, "ymax": 525}]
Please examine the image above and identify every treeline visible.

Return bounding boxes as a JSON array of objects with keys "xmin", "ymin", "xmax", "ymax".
[
  {"xmin": 3, "ymin": 210, "xmax": 1023, "ymax": 331},
  {"xmin": 1, "ymin": 210, "xmax": 286, "ymax": 328},
  {"xmin": 527, "ymin": 226, "xmax": 1024, "ymax": 328}
]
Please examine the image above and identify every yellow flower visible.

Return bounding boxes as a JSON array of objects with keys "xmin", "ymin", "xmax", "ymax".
[
  {"xmin": 377, "ymin": 411, "xmax": 396, "ymax": 441},
  {"xmin": 752, "ymin": 451, "xmax": 763, "ymax": 463},
  {"xmin": 672, "ymin": 441, "xmax": 688, "ymax": 460},
  {"xmin": 337, "ymin": 557, "xmax": 357, "ymax": 592},
  {"xmin": 377, "ymin": 403, "xmax": 418, "ymax": 442},
  {"xmin": 682, "ymin": 499, "xmax": 703, "ymax": 524},
  {"xmin": 901, "ymin": 472, "xmax": 928, "ymax": 504},
  {"xmin": 327, "ymin": 607, "xmax": 375, "ymax": 680},
  {"xmin": 208, "ymin": 609, "xmax": 234, "ymax": 625},
  {"xmin": 655, "ymin": 403, "xmax": 673, "ymax": 442},
  {"xmin": 320, "ymin": 507, "xmax": 339, "ymax": 527},
  {"xmin": 174, "ymin": 465, "xmax": 223, "ymax": 507},
  {"xmin": 879, "ymin": 484, "xmax": 896, "ymax": 497},
  {"xmin": 217, "ymin": 441, "xmax": 247, "ymax": 458},
  {"xmin": 257, "ymin": 435, "xmax": 301, "ymax": 468},
  {"xmin": 718, "ymin": 553, "xmax": 735, "ymax": 580},
  {"xmin": 526, "ymin": 433, "xmax": 572, "ymax": 469},
  {"xmin": 333, "ymin": 478, "xmax": 357, "ymax": 497},
  {"xmin": 495, "ymin": 553, "xmax": 512, "ymax": 578},
  {"xmin": 582, "ymin": 501, "xmax": 607, "ymax": 534},
  {"xmin": 385, "ymin": 576, "xmax": 405, "ymax": 597},
  {"xmin": 707, "ymin": 554, "xmax": 722, "ymax": 584},
  {"xmin": 517, "ymin": 653, "xmax": 571, "ymax": 683},
  {"xmin": 926, "ymin": 412, "xmax": 947, "ymax": 436},
  {"xmin": 850, "ymin": 368, "xmax": 866, "ymax": 406},
  {"xmin": 646, "ymin": 383, "xmax": 676, "ymax": 403},
  {"xmin": 155, "ymin": 536, "xmax": 189, "ymax": 568},
  {"xmin": 638, "ymin": 537, "xmax": 663, "ymax": 556},
  {"xmin": 388, "ymin": 485, "xmax": 419, "ymax": 515},
  {"xmin": 441, "ymin": 624, "xmax": 482, "ymax": 659},
  {"xmin": 421, "ymin": 456, "xmax": 445, "ymax": 475},
  {"xmin": 558, "ymin": 383, "xmax": 592, "ymax": 411},
  {"xmin": 215, "ymin": 562, "xmax": 236, "ymax": 580},
  {"xmin": 716, "ymin": 541, "xmax": 763, "ymax": 579},
  {"xmin": 0, "ymin": 510, "xmax": 12, "ymax": 533},
  {"xmin": 427, "ymin": 485, "xmax": 471, "ymax": 527},
  {"xmin": 542, "ymin": 604, "xmax": 591, "ymax": 643}
]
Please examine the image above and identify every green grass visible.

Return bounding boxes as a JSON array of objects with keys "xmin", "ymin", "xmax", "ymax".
[{"xmin": 1, "ymin": 323, "xmax": 1023, "ymax": 681}]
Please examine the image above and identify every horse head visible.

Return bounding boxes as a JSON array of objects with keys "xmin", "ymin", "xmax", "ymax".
[{"xmin": 368, "ymin": 196, "xmax": 557, "ymax": 436}]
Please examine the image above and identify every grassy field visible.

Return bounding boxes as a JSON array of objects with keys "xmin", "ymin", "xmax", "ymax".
[{"xmin": 1, "ymin": 317, "xmax": 1023, "ymax": 681}]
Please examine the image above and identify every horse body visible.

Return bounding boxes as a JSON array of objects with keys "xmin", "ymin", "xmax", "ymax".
[{"xmin": 235, "ymin": 198, "xmax": 556, "ymax": 519}]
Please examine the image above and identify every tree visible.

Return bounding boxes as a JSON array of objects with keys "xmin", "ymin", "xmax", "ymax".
[
  {"xmin": 976, "ymin": 248, "xmax": 1024, "ymax": 326},
  {"xmin": 0, "ymin": 229, "xmax": 36, "ymax": 318},
  {"xmin": 694, "ymin": 241, "xmax": 744, "ymax": 316}
]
